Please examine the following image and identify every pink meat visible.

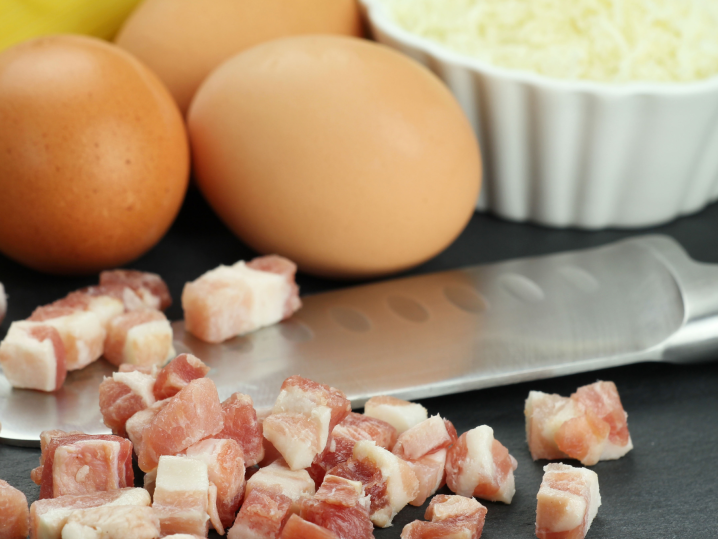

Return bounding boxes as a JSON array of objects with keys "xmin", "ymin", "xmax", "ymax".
[
  {"xmin": 217, "ymin": 393, "xmax": 265, "ymax": 467},
  {"xmin": 153, "ymin": 353, "xmax": 210, "ymax": 400},
  {"xmin": 103, "ymin": 310, "xmax": 172, "ymax": 367},
  {"xmin": 0, "ymin": 322, "xmax": 67, "ymax": 392},
  {"xmin": 327, "ymin": 459, "xmax": 388, "ymax": 528},
  {"xmin": 38, "ymin": 434, "xmax": 133, "ymax": 499},
  {"xmin": 125, "ymin": 399, "xmax": 170, "ymax": 459},
  {"xmin": 300, "ymin": 475, "xmax": 374, "ymax": 539},
  {"xmin": 280, "ymin": 514, "xmax": 338, "ymax": 539},
  {"xmin": 118, "ymin": 364, "xmax": 158, "ymax": 375},
  {"xmin": 186, "ymin": 438, "xmax": 246, "ymax": 530},
  {"xmin": 32, "ymin": 430, "xmax": 83, "ymax": 484},
  {"xmin": 572, "ymin": 381, "xmax": 630, "ymax": 446},
  {"xmin": 100, "ymin": 269, "xmax": 172, "ymax": 311},
  {"xmin": 0, "ymin": 480, "xmax": 29, "ymax": 539},
  {"xmin": 309, "ymin": 413, "xmax": 398, "ymax": 488},
  {"xmin": 405, "ymin": 449, "xmax": 447, "ymax": 507},
  {"xmin": 554, "ymin": 408, "xmax": 611, "ymax": 466},
  {"xmin": 134, "ymin": 378, "xmax": 224, "ymax": 472},
  {"xmin": 392, "ymin": 416, "xmax": 457, "ymax": 461},
  {"xmin": 227, "ymin": 486, "xmax": 292, "ymax": 539},
  {"xmin": 28, "ymin": 305, "xmax": 76, "ymax": 322},
  {"xmin": 81, "ymin": 284, "xmax": 146, "ymax": 312},
  {"xmin": 246, "ymin": 255, "xmax": 302, "ymax": 319},
  {"xmin": 401, "ymin": 495, "xmax": 487, "ymax": 539},
  {"xmin": 99, "ymin": 371, "xmax": 156, "ymax": 437},
  {"xmin": 29, "ymin": 325, "xmax": 67, "ymax": 392}
]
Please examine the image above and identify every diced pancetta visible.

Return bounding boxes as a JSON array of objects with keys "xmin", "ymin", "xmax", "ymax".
[
  {"xmin": 218, "ymin": 393, "xmax": 265, "ymax": 467},
  {"xmin": 103, "ymin": 310, "xmax": 175, "ymax": 368},
  {"xmin": 525, "ymin": 391, "xmax": 582, "ymax": 461},
  {"xmin": 535, "ymin": 463, "xmax": 601, "ymax": 539},
  {"xmin": 405, "ymin": 449, "xmax": 447, "ymax": 507},
  {"xmin": 328, "ymin": 440, "xmax": 418, "ymax": 528},
  {"xmin": 99, "ymin": 269, "xmax": 172, "ymax": 311},
  {"xmin": 53, "ymin": 292, "xmax": 125, "ymax": 330},
  {"xmin": 0, "ymin": 479, "xmax": 29, "ymax": 539},
  {"xmin": 309, "ymin": 413, "xmax": 398, "ymax": 488},
  {"xmin": 61, "ymin": 505, "xmax": 160, "ymax": 539},
  {"xmin": 182, "ymin": 255, "xmax": 301, "ymax": 343},
  {"xmin": 279, "ymin": 514, "xmax": 338, "ymax": 539},
  {"xmin": 29, "ymin": 488, "xmax": 150, "ymax": 539},
  {"xmin": 401, "ymin": 494, "xmax": 487, "ymax": 539},
  {"xmin": 99, "ymin": 370, "xmax": 157, "ymax": 437},
  {"xmin": 264, "ymin": 376, "xmax": 350, "ymax": 471},
  {"xmin": 153, "ymin": 354, "xmax": 210, "ymax": 401},
  {"xmin": 0, "ymin": 321, "xmax": 66, "ymax": 392},
  {"xmin": 246, "ymin": 459, "xmax": 315, "ymax": 515},
  {"xmin": 392, "ymin": 415, "xmax": 457, "ymax": 461},
  {"xmin": 445, "ymin": 426, "xmax": 518, "ymax": 504},
  {"xmin": 152, "ymin": 456, "xmax": 210, "ymax": 537},
  {"xmin": 132, "ymin": 378, "xmax": 224, "ymax": 473},
  {"xmin": 81, "ymin": 284, "xmax": 150, "ymax": 313},
  {"xmin": 227, "ymin": 485, "xmax": 292, "ymax": 539},
  {"xmin": 186, "ymin": 438, "xmax": 246, "ymax": 530},
  {"xmin": 38, "ymin": 434, "xmax": 134, "ymax": 499},
  {"xmin": 300, "ymin": 475, "xmax": 373, "ymax": 539},
  {"xmin": 28, "ymin": 305, "xmax": 105, "ymax": 371},
  {"xmin": 364, "ymin": 396, "xmax": 428, "ymax": 435},
  {"xmin": 32, "ymin": 431, "xmax": 85, "ymax": 486}
]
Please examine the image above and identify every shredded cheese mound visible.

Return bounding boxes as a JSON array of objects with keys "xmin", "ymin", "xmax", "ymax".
[{"xmin": 376, "ymin": 0, "xmax": 718, "ymax": 83}]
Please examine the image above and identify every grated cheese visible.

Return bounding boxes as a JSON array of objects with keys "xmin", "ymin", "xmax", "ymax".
[{"xmin": 376, "ymin": 0, "xmax": 718, "ymax": 83}]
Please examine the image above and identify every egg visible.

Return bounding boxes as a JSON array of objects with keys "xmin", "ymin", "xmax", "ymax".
[
  {"xmin": 114, "ymin": 0, "xmax": 363, "ymax": 114},
  {"xmin": 188, "ymin": 36, "xmax": 481, "ymax": 280},
  {"xmin": 0, "ymin": 35, "xmax": 189, "ymax": 275}
]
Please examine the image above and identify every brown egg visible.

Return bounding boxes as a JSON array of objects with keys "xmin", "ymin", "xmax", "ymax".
[
  {"xmin": 114, "ymin": 0, "xmax": 363, "ymax": 114},
  {"xmin": 188, "ymin": 36, "xmax": 481, "ymax": 280},
  {"xmin": 0, "ymin": 35, "xmax": 189, "ymax": 275}
]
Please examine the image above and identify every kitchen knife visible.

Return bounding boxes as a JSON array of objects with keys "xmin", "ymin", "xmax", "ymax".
[{"xmin": 2, "ymin": 234, "xmax": 716, "ymax": 446}]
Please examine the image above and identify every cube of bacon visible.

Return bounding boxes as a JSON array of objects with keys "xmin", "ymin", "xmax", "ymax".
[
  {"xmin": 100, "ymin": 269, "xmax": 172, "ymax": 311},
  {"xmin": 62, "ymin": 505, "xmax": 160, "ymax": 539},
  {"xmin": 446, "ymin": 426, "xmax": 518, "ymax": 504},
  {"xmin": 392, "ymin": 415, "xmax": 458, "ymax": 461},
  {"xmin": 0, "ymin": 480, "xmax": 29, "ymax": 539},
  {"xmin": 536, "ymin": 463, "xmax": 601, "ymax": 539},
  {"xmin": 30, "ymin": 488, "xmax": 150, "ymax": 539},
  {"xmin": 28, "ymin": 305, "xmax": 105, "ymax": 371},
  {"xmin": 264, "ymin": 376, "xmax": 351, "ymax": 471},
  {"xmin": 328, "ymin": 440, "xmax": 418, "ymax": 528},
  {"xmin": 218, "ymin": 393, "xmax": 265, "ymax": 467},
  {"xmin": 525, "ymin": 391, "xmax": 582, "ymax": 461},
  {"xmin": 38, "ymin": 434, "xmax": 134, "ymax": 499},
  {"xmin": 405, "ymin": 449, "xmax": 447, "ymax": 507},
  {"xmin": 153, "ymin": 455, "xmax": 210, "ymax": 536},
  {"xmin": 153, "ymin": 353, "xmax": 210, "ymax": 400},
  {"xmin": 0, "ymin": 321, "xmax": 66, "ymax": 392},
  {"xmin": 300, "ymin": 475, "xmax": 373, "ymax": 539},
  {"xmin": 186, "ymin": 438, "xmax": 245, "ymax": 530},
  {"xmin": 133, "ymin": 378, "xmax": 224, "ymax": 473},
  {"xmin": 572, "ymin": 381, "xmax": 633, "ymax": 460},
  {"xmin": 182, "ymin": 255, "xmax": 301, "ymax": 344},
  {"xmin": 280, "ymin": 514, "xmax": 338, "ymax": 539},
  {"xmin": 118, "ymin": 364, "xmax": 159, "ymax": 375},
  {"xmin": 401, "ymin": 495, "xmax": 487, "ymax": 539},
  {"xmin": 32, "ymin": 430, "xmax": 85, "ymax": 485},
  {"xmin": 103, "ymin": 310, "xmax": 175, "ymax": 368},
  {"xmin": 310, "ymin": 413, "xmax": 398, "ymax": 488},
  {"xmin": 554, "ymin": 409, "xmax": 610, "ymax": 467},
  {"xmin": 227, "ymin": 485, "xmax": 292, "ymax": 539},
  {"xmin": 246, "ymin": 459, "xmax": 315, "ymax": 515},
  {"xmin": 99, "ymin": 370, "xmax": 157, "ymax": 437},
  {"xmin": 52, "ymin": 291, "xmax": 125, "ymax": 330},
  {"xmin": 364, "ymin": 396, "xmax": 428, "ymax": 435}
]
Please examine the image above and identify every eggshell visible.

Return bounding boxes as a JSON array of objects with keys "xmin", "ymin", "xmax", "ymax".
[
  {"xmin": 115, "ymin": 0, "xmax": 363, "ymax": 114},
  {"xmin": 188, "ymin": 36, "xmax": 481, "ymax": 280},
  {"xmin": 0, "ymin": 35, "xmax": 189, "ymax": 274}
]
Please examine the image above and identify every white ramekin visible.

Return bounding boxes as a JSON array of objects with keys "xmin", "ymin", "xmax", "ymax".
[{"xmin": 359, "ymin": 0, "xmax": 718, "ymax": 229}]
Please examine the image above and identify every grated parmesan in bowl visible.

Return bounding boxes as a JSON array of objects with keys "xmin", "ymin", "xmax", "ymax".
[
  {"xmin": 375, "ymin": 0, "xmax": 718, "ymax": 84},
  {"xmin": 360, "ymin": 0, "xmax": 718, "ymax": 228}
]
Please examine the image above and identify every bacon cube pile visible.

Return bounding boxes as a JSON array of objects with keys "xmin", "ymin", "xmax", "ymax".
[
  {"xmin": 0, "ymin": 269, "xmax": 173, "ymax": 392},
  {"xmin": 1, "ymin": 366, "xmax": 636, "ymax": 539},
  {"xmin": 525, "ymin": 381, "xmax": 633, "ymax": 466}
]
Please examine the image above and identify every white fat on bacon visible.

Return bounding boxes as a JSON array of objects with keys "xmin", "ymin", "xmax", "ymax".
[
  {"xmin": 104, "ymin": 311, "xmax": 175, "ymax": 368},
  {"xmin": 51, "ymin": 440, "xmax": 123, "ymax": 498},
  {"xmin": 525, "ymin": 391, "xmax": 582, "ymax": 460},
  {"xmin": 35, "ymin": 311, "xmax": 105, "ymax": 371},
  {"xmin": 536, "ymin": 463, "xmax": 601, "ymax": 539},
  {"xmin": 61, "ymin": 506, "xmax": 160, "ymax": 539},
  {"xmin": 405, "ymin": 448, "xmax": 447, "ymax": 507},
  {"xmin": 364, "ymin": 396, "xmax": 428, "ymax": 435},
  {"xmin": 245, "ymin": 459, "xmax": 315, "ymax": 515},
  {"xmin": 152, "ymin": 456, "xmax": 210, "ymax": 537},
  {"xmin": 392, "ymin": 415, "xmax": 452, "ymax": 461},
  {"xmin": 0, "ymin": 321, "xmax": 64, "ymax": 392}
]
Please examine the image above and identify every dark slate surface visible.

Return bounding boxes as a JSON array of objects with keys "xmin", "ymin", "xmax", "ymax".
[{"xmin": 1, "ymin": 186, "xmax": 718, "ymax": 538}]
